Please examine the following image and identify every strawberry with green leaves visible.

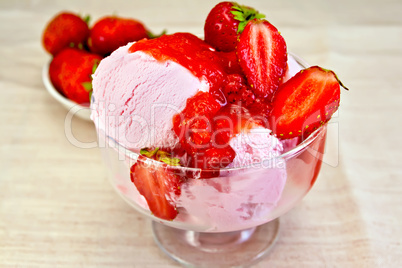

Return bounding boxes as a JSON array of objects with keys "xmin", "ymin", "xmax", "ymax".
[
  {"xmin": 270, "ymin": 66, "xmax": 348, "ymax": 139},
  {"xmin": 42, "ymin": 12, "xmax": 90, "ymax": 56},
  {"xmin": 204, "ymin": 1, "xmax": 265, "ymax": 52},
  {"xmin": 130, "ymin": 148, "xmax": 183, "ymax": 220},
  {"xmin": 49, "ymin": 48, "xmax": 101, "ymax": 105}
]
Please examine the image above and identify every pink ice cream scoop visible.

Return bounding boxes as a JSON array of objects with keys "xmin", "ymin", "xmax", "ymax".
[
  {"xmin": 175, "ymin": 126, "xmax": 287, "ymax": 231},
  {"xmin": 91, "ymin": 42, "xmax": 210, "ymax": 149}
]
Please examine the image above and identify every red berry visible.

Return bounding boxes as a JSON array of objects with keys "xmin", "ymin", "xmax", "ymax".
[
  {"xmin": 213, "ymin": 114, "xmax": 233, "ymax": 146},
  {"xmin": 204, "ymin": 2, "xmax": 265, "ymax": 52},
  {"xmin": 212, "ymin": 104, "xmax": 254, "ymax": 146},
  {"xmin": 221, "ymin": 74, "xmax": 256, "ymax": 107},
  {"xmin": 188, "ymin": 117, "xmax": 213, "ymax": 146},
  {"xmin": 49, "ymin": 48, "xmax": 102, "ymax": 105},
  {"xmin": 88, "ymin": 16, "xmax": 149, "ymax": 56},
  {"xmin": 270, "ymin": 66, "xmax": 347, "ymax": 139},
  {"xmin": 247, "ymin": 97, "xmax": 272, "ymax": 127},
  {"xmin": 171, "ymin": 91, "xmax": 239, "ymax": 175},
  {"xmin": 42, "ymin": 12, "xmax": 90, "ymax": 56},
  {"xmin": 216, "ymin": 51, "xmax": 243, "ymax": 74},
  {"xmin": 173, "ymin": 91, "xmax": 221, "ymax": 151},
  {"xmin": 181, "ymin": 91, "xmax": 221, "ymax": 120},
  {"xmin": 130, "ymin": 156, "xmax": 183, "ymax": 220},
  {"xmin": 237, "ymin": 19, "xmax": 287, "ymax": 100}
]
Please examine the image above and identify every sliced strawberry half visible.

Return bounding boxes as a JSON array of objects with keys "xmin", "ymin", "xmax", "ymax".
[
  {"xmin": 130, "ymin": 155, "xmax": 183, "ymax": 220},
  {"xmin": 270, "ymin": 66, "xmax": 348, "ymax": 139},
  {"xmin": 237, "ymin": 19, "xmax": 287, "ymax": 100}
]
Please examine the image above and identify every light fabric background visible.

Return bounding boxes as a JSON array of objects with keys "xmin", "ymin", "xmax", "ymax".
[{"xmin": 0, "ymin": 0, "xmax": 401, "ymax": 267}]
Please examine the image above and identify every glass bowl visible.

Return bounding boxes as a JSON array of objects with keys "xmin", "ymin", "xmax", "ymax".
[
  {"xmin": 95, "ymin": 53, "xmax": 327, "ymax": 267},
  {"xmin": 97, "ymin": 128, "xmax": 327, "ymax": 267}
]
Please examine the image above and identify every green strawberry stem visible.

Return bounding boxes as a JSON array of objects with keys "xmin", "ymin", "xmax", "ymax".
[
  {"xmin": 82, "ymin": 82, "xmax": 92, "ymax": 92},
  {"xmin": 159, "ymin": 157, "xmax": 181, "ymax": 166},
  {"xmin": 147, "ymin": 29, "xmax": 167, "ymax": 39},
  {"xmin": 140, "ymin": 147, "xmax": 181, "ymax": 166},
  {"xmin": 92, "ymin": 61, "xmax": 99, "ymax": 75},
  {"xmin": 82, "ymin": 15, "xmax": 91, "ymax": 25},
  {"xmin": 231, "ymin": 4, "xmax": 266, "ymax": 33},
  {"xmin": 333, "ymin": 72, "xmax": 350, "ymax": 91},
  {"xmin": 140, "ymin": 147, "xmax": 159, "ymax": 158},
  {"xmin": 319, "ymin": 67, "xmax": 350, "ymax": 91}
]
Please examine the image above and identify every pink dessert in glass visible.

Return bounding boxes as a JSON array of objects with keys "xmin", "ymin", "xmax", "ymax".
[{"xmin": 91, "ymin": 2, "xmax": 346, "ymax": 266}]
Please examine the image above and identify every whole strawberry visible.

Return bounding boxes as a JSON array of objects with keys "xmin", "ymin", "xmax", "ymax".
[
  {"xmin": 42, "ymin": 12, "xmax": 90, "ymax": 56},
  {"xmin": 204, "ymin": 1, "xmax": 265, "ymax": 52},
  {"xmin": 49, "ymin": 48, "xmax": 102, "ymax": 105},
  {"xmin": 88, "ymin": 16, "xmax": 149, "ymax": 56}
]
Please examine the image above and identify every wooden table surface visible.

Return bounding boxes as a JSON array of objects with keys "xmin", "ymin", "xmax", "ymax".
[{"xmin": 1, "ymin": 0, "xmax": 401, "ymax": 267}]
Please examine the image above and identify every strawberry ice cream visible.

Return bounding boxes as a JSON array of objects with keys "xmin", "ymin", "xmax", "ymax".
[
  {"xmin": 91, "ymin": 32, "xmax": 318, "ymax": 232},
  {"xmin": 228, "ymin": 126, "xmax": 284, "ymax": 168},
  {"xmin": 91, "ymin": 36, "xmax": 302, "ymax": 151},
  {"xmin": 174, "ymin": 126, "xmax": 287, "ymax": 231},
  {"xmin": 176, "ymin": 164, "xmax": 287, "ymax": 231},
  {"xmin": 91, "ymin": 42, "xmax": 209, "ymax": 149},
  {"xmin": 90, "ymin": 3, "xmax": 345, "ymax": 266}
]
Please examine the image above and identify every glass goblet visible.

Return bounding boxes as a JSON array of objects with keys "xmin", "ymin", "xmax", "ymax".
[
  {"xmin": 97, "ymin": 122, "xmax": 326, "ymax": 267},
  {"xmin": 95, "ymin": 54, "xmax": 328, "ymax": 267}
]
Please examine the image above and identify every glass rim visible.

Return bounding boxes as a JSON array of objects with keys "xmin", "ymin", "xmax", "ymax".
[{"xmin": 102, "ymin": 123, "xmax": 326, "ymax": 172}]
